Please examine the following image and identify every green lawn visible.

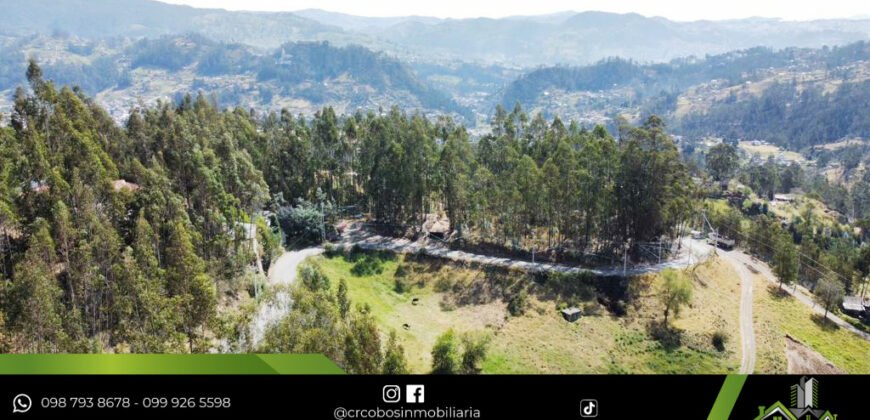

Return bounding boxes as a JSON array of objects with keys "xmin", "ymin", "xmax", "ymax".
[{"xmin": 309, "ymin": 252, "xmax": 741, "ymax": 374}]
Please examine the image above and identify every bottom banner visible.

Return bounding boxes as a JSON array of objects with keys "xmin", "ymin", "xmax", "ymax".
[{"xmin": 0, "ymin": 372, "xmax": 866, "ymax": 418}]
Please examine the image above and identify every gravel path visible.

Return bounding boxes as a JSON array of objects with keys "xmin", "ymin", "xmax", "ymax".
[
  {"xmin": 719, "ymin": 249, "xmax": 757, "ymax": 373},
  {"xmin": 727, "ymin": 249, "xmax": 870, "ymax": 341}
]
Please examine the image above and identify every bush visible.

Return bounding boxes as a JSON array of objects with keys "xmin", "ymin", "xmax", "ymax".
[
  {"xmin": 394, "ymin": 277, "xmax": 408, "ymax": 294},
  {"xmin": 611, "ymin": 299, "xmax": 627, "ymax": 316},
  {"xmin": 439, "ymin": 296, "xmax": 457, "ymax": 312},
  {"xmin": 276, "ymin": 199, "xmax": 328, "ymax": 246},
  {"xmin": 351, "ymin": 255, "xmax": 385, "ymax": 277},
  {"xmin": 583, "ymin": 302, "xmax": 602, "ymax": 316},
  {"xmin": 324, "ymin": 243, "xmax": 340, "ymax": 257},
  {"xmin": 235, "ymin": 270, "xmax": 265, "ymax": 299},
  {"xmin": 394, "ymin": 263, "xmax": 409, "ymax": 278},
  {"xmin": 507, "ymin": 290, "xmax": 529, "ymax": 316},
  {"xmin": 299, "ymin": 264, "xmax": 330, "ymax": 291},
  {"xmin": 460, "ymin": 333, "xmax": 491, "ymax": 374},
  {"xmin": 431, "ymin": 330, "xmax": 459, "ymax": 374},
  {"xmin": 434, "ymin": 276, "xmax": 454, "ymax": 293},
  {"xmin": 712, "ymin": 330, "xmax": 729, "ymax": 352}
]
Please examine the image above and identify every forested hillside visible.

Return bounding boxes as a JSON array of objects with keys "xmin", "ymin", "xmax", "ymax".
[
  {"xmin": 0, "ymin": 35, "xmax": 470, "ymax": 123},
  {"xmin": 503, "ymin": 43, "xmax": 870, "ymax": 109},
  {"xmin": 499, "ymin": 42, "xmax": 870, "ymax": 148},
  {"xmin": 0, "ymin": 63, "xmax": 694, "ymax": 355},
  {"xmin": 257, "ymin": 42, "xmax": 469, "ymax": 120},
  {"xmin": 0, "ymin": 62, "xmax": 270, "ymax": 353},
  {"xmin": 677, "ymin": 79, "xmax": 870, "ymax": 149},
  {"xmin": 6, "ymin": 33, "xmax": 870, "ymax": 134}
]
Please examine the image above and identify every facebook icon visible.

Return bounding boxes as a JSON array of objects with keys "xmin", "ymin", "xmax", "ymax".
[{"xmin": 406, "ymin": 385, "xmax": 425, "ymax": 403}]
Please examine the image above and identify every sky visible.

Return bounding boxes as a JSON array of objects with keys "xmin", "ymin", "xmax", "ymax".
[{"xmin": 158, "ymin": 0, "xmax": 870, "ymax": 21}]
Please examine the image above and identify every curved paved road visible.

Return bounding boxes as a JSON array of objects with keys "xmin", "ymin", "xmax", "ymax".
[
  {"xmin": 248, "ymin": 226, "xmax": 715, "ymax": 349},
  {"xmin": 339, "ymin": 224, "xmax": 714, "ymax": 278}
]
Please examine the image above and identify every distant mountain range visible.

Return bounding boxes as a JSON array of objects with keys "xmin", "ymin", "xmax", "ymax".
[
  {"xmin": 0, "ymin": 0, "xmax": 361, "ymax": 49},
  {"xmin": 2, "ymin": 0, "xmax": 870, "ymax": 140},
  {"xmin": 499, "ymin": 41, "xmax": 870, "ymax": 148},
  {"xmin": 2, "ymin": 0, "xmax": 870, "ymax": 66},
  {"xmin": 0, "ymin": 34, "xmax": 472, "ymax": 123}
]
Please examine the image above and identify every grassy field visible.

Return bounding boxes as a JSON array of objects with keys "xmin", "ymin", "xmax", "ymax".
[
  {"xmin": 766, "ymin": 195, "xmax": 845, "ymax": 229},
  {"xmin": 312, "ymin": 252, "xmax": 506, "ymax": 372},
  {"xmin": 738, "ymin": 141, "xmax": 804, "ymax": 163},
  {"xmin": 309, "ymin": 251, "xmax": 743, "ymax": 374},
  {"xmin": 753, "ymin": 275, "xmax": 870, "ymax": 373}
]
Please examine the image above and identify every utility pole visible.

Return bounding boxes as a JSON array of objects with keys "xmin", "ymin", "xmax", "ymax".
[
  {"xmin": 320, "ymin": 202, "xmax": 326, "ymax": 244},
  {"xmin": 701, "ymin": 210, "xmax": 719, "ymax": 251},
  {"xmin": 862, "ymin": 275, "xmax": 868, "ymax": 301},
  {"xmin": 657, "ymin": 242, "xmax": 662, "ymax": 264},
  {"xmin": 623, "ymin": 243, "xmax": 629, "ymax": 277},
  {"xmin": 687, "ymin": 238, "xmax": 693, "ymax": 267}
]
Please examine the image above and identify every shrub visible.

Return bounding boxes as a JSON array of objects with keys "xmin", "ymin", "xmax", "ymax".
[
  {"xmin": 324, "ymin": 243, "xmax": 340, "ymax": 257},
  {"xmin": 439, "ymin": 296, "xmax": 457, "ymax": 312},
  {"xmin": 394, "ymin": 263, "xmax": 409, "ymax": 278},
  {"xmin": 275, "ymin": 199, "xmax": 327, "ymax": 246},
  {"xmin": 394, "ymin": 277, "xmax": 408, "ymax": 294},
  {"xmin": 507, "ymin": 290, "xmax": 529, "ymax": 316},
  {"xmin": 431, "ymin": 330, "xmax": 459, "ymax": 374},
  {"xmin": 712, "ymin": 330, "xmax": 729, "ymax": 352},
  {"xmin": 460, "ymin": 333, "xmax": 491, "ymax": 374},
  {"xmin": 583, "ymin": 302, "xmax": 602, "ymax": 316},
  {"xmin": 351, "ymin": 255, "xmax": 385, "ymax": 277},
  {"xmin": 299, "ymin": 264, "xmax": 330, "ymax": 291},
  {"xmin": 434, "ymin": 276, "xmax": 453, "ymax": 293}
]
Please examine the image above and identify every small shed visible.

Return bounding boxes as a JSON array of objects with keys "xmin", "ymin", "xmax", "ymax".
[
  {"xmin": 422, "ymin": 214, "xmax": 450, "ymax": 239},
  {"xmin": 708, "ymin": 233, "xmax": 735, "ymax": 250},
  {"xmin": 561, "ymin": 307, "xmax": 582, "ymax": 322},
  {"xmin": 842, "ymin": 296, "xmax": 869, "ymax": 317}
]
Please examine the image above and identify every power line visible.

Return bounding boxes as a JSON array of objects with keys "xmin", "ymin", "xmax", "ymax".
[
  {"xmin": 716, "ymin": 223, "xmax": 838, "ymax": 279},
  {"xmin": 713, "ymin": 220, "xmax": 854, "ymax": 284}
]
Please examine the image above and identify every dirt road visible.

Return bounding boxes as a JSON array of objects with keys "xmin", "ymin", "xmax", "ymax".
[
  {"xmin": 719, "ymin": 249, "xmax": 757, "ymax": 373},
  {"xmin": 726, "ymin": 249, "xmax": 870, "ymax": 341}
]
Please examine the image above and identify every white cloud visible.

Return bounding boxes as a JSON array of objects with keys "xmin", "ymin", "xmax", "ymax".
[{"xmin": 157, "ymin": 0, "xmax": 870, "ymax": 21}]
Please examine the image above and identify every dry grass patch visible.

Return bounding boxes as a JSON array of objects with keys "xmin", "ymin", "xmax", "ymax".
[{"xmin": 312, "ymin": 251, "xmax": 743, "ymax": 374}]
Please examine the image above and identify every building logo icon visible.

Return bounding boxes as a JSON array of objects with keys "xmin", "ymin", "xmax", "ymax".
[{"xmin": 754, "ymin": 377, "xmax": 838, "ymax": 420}]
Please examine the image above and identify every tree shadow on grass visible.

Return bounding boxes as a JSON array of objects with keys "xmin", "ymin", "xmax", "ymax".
[
  {"xmin": 850, "ymin": 317, "xmax": 870, "ymax": 333},
  {"xmin": 766, "ymin": 285, "xmax": 791, "ymax": 300},
  {"xmin": 647, "ymin": 320, "xmax": 683, "ymax": 352},
  {"xmin": 811, "ymin": 314, "xmax": 840, "ymax": 332},
  {"xmin": 404, "ymin": 253, "xmax": 451, "ymax": 274},
  {"xmin": 346, "ymin": 248, "xmax": 397, "ymax": 263}
]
